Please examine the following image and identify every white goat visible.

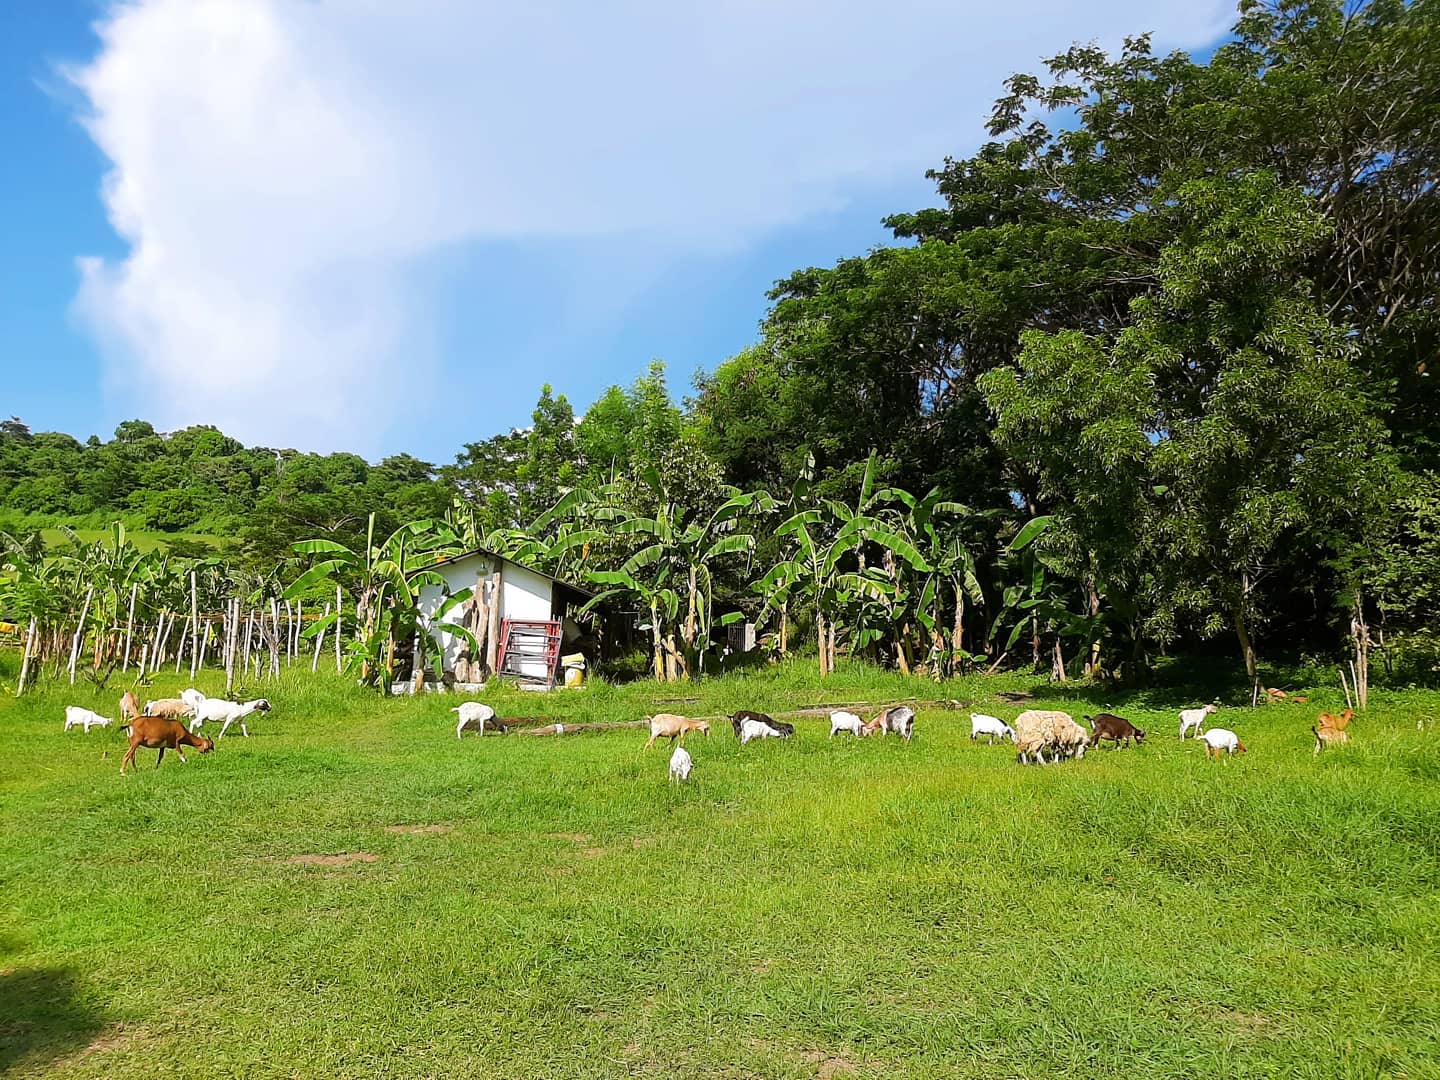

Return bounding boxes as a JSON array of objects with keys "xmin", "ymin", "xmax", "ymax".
[
  {"xmin": 193, "ymin": 697, "xmax": 271, "ymax": 739},
  {"xmin": 669, "ymin": 745, "xmax": 694, "ymax": 783},
  {"xmin": 64, "ymin": 706, "xmax": 114, "ymax": 733},
  {"xmin": 1179, "ymin": 704, "xmax": 1218, "ymax": 740},
  {"xmin": 969, "ymin": 713, "xmax": 1015, "ymax": 745},
  {"xmin": 829, "ymin": 711, "xmax": 864, "ymax": 738},
  {"xmin": 453, "ymin": 702, "xmax": 496, "ymax": 739},
  {"xmin": 180, "ymin": 688, "xmax": 207, "ymax": 713},
  {"xmin": 1199, "ymin": 728, "xmax": 1247, "ymax": 759},
  {"xmin": 739, "ymin": 717, "xmax": 787, "ymax": 745}
]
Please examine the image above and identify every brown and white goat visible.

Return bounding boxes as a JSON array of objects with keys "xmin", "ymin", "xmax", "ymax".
[{"xmin": 120, "ymin": 715, "xmax": 215, "ymax": 774}]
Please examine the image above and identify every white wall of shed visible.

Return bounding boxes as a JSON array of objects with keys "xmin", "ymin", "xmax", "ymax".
[{"xmin": 415, "ymin": 555, "xmax": 495, "ymax": 672}]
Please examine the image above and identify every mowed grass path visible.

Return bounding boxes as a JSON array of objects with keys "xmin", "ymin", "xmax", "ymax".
[{"xmin": 2, "ymin": 662, "xmax": 1438, "ymax": 1078}]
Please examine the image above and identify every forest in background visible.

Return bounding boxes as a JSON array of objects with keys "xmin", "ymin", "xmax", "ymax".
[{"xmin": 4, "ymin": 0, "xmax": 1440, "ymax": 686}]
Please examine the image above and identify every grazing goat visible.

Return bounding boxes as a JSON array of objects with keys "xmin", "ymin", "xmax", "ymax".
[
  {"xmin": 63, "ymin": 706, "xmax": 114, "ymax": 733},
  {"xmin": 644, "ymin": 714, "xmax": 710, "ymax": 749},
  {"xmin": 873, "ymin": 705, "xmax": 916, "ymax": 742},
  {"xmin": 1313, "ymin": 709, "xmax": 1353, "ymax": 755},
  {"xmin": 969, "ymin": 713, "xmax": 1014, "ymax": 745},
  {"xmin": 1199, "ymin": 728, "xmax": 1246, "ymax": 759},
  {"xmin": 859, "ymin": 718, "xmax": 884, "ymax": 737},
  {"xmin": 119, "ymin": 692, "xmax": 141, "ymax": 730},
  {"xmin": 669, "ymin": 745, "xmax": 694, "ymax": 783},
  {"xmin": 193, "ymin": 697, "xmax": 271, "ymax": 739},
  {"xmin": 1086, "ymin": 713, "xmax": 1146, "ymax": 750},
  {"xmin": 830, "ymin": 710, "xmax": 864, "ymax": 738},
  {"xmin": 121, "ymin": 715, "xmax": 214, "ymax": 774},
  {"xmin": 453, "ymin": 702, "xmax": 498, "ymax": 739},
  {"xmin": 143, "ymin": 698, "xmax": 194, "ymax": 719},
  {"xmin": 181, "ymin": 688, "xmax": 206, "ymax": 712},
  {"xmin": 729, "ymin": 710, "xmax": 794, "ymax": 738},
  {"xmin": 739, "ymin": 717, "xmax": 789, "ymax": 744},
  {"xmin": 1179, "ymin": 704, "xmax": 1218, "ymax": 740}
]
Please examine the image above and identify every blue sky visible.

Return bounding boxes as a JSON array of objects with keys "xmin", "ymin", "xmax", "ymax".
[{"xmin": 1, "ymin": 1, "xmax": 1231, "ymax": 465}]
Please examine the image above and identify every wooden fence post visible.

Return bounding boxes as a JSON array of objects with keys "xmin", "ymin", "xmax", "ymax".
[
  {"xmin": 17, "ymin": 617, "xmax": 38, "ymax": 697},
  {"xmin": 122, "ymin": 583, "xmax": 137, "ymax": 673},
  {"xmin": 68, "ymin": 588, "xmax": 94, "ymax": 686}
]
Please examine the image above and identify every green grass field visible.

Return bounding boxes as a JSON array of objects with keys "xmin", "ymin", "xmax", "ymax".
[{"xmin": 2, "ymin": 659, "xmax": 1438, "ymax": 1078}]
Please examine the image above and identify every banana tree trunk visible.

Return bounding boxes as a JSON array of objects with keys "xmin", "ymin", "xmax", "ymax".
[
  {"xmin": 817, "ymin": 608, "xmax": 829, "ymax": 677},
  {"xmin": 650, "ymin": 599, "xmax": 665, "ymax": 682},
  {"xmin": 951, "ymin": 588, "xmax": 965, "ymax": 677}
]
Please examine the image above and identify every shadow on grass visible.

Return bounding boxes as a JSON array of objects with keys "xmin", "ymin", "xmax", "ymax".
[{"xmin": 0, "ymin": 966, "xmax": 107, "ymax": 1076}]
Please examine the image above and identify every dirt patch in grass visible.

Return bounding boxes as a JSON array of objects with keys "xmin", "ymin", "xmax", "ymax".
[
  {"xmin": 799, "ymin": 1048, "xmax": 858, "ymax": 1077},
  {"xmin": 631, "ymin": 837, "xmax": 658, "ymax": 848},
  {"xmin": 284, "ymin": 852, "xmax": 378, "ymax": 867},
  {"xmin": 546, "ymin": 832, "xmax": 592, "ymax": 843},
  {"xmin": 48, "ymin": 1024, "xmax": 146, "ymax": 1071},
  {"xmin": 384, "ymin": 824, "xmax": 453, "ymax": 835},
  {"xmin": 581, "ymin": 847, "xmax": 606, "ymax": 858}
]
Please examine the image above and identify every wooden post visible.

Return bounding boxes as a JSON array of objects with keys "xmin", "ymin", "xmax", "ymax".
[
  {"xmin": 68, "ymin": 587, "xmax": 94, "ymax": 686},
  {"xmin": 224, "ymin": 600, "xmax": 236, "ymax": 693},
  {"xmin": 138, "ymin": 642, "xmax": 148, "ymax": 679},
  {"xmin": 198, "ymin": 621, "xmax": 212, "ymax": 672},
  {"xmin": 485, "ymin": 572, "xmax": 501, "ymax": 675},
  {"xmin": 242, "ymin": 609, "xmax": 255, "ymax": 678},
  {"xmin": 284, "ymin": 600, "xmax": 294, "ymax": 664},
  {"xmin": 270, "ymin": 599, "xmax": 282, "ymax": 677},
  {"xmin": 17, "ymin": 617, "xmax": 38, "ymax": 697},
  {"xmin": 312, "ymin": 602, "xmax": 331, "ymax": 672},
  {"xmin": 122, "ymin": 583, "xmax": 137, "ymax": 673},
  {"xmin": 189, "ymin": 571, "xmax": 199, "ymax": 679},
  {"xmin": 335, "ymin": 586, "xmax": 343, "ymax": 674}
]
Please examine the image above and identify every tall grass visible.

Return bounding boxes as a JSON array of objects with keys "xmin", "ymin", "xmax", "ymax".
[{"xmin": 1, "ymin": 660, "xmax": 1437, "ymax": 1078}]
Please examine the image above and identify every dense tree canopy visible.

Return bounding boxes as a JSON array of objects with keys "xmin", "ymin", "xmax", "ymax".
[{"xmin": 6, "ymin": 0, "xmax": 1438, "ymax": 684}]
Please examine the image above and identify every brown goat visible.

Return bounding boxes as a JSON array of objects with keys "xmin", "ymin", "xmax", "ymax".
[
  {"xmin": 119, "ymin": 691, "xmax": 141, "ymax": 730},
  {"xmin": 121, "ymin": 715, "xmax": 214, "ymax": 774},
  {"xmin": 1085, "ymin": 713, "xmax": 1146, "ymax": 749},
  {"xmin": 1317, "ymin": 708, "xmax": 1355, "ymax": 731},
  {"xmin": 644, "ymin": 714, "xmax": 710, "ymax": 749}
]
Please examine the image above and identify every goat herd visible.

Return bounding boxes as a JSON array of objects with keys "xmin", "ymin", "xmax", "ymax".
[
  {"xmin": 61, "ymin": 688, "xmax": 271, "ymax": 774},
  {"xmin": 61, "ymin": 687, "xmax": 1357, "ymax": 781}
]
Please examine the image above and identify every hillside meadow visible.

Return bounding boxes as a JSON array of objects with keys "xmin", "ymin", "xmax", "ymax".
[{"xmin": 1, "ymin": 658, "xmax": 1438, "ymax": 1079}]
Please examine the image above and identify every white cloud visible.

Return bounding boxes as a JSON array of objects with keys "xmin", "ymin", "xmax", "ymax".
[{"xmin": 70, "ymin": 0, "xmax": 1231, "ymax": 452}]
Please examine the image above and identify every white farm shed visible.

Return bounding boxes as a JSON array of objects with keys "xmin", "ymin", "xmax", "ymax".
[{"xmin": 413, "ymin": 549, "xmax": 595, "ymax": 685}]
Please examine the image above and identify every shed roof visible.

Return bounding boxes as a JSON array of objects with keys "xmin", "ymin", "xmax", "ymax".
[{"xmin": 418, "ymin": 548, "xmax": 597, "ymax": 600}]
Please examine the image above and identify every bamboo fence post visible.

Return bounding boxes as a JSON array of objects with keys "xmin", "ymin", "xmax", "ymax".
[
  {"xmin": 294, "ymin": 601, "xmax": 302, "ymax": 662},
  {"xmin": 175, "ymin": 615, "xmax": 187, "ymax": 673},
  {"xmin": 68, "ymin": 588, "xmax": 94, "ymax": 686},
  {"xmin": 148, "ymin": 615, "xmax": 164, "ymax": 674},
  {"xmin": 17, "ymin": 617, "xmax": 38, "ymax": 697},
  {"xmin": 312, "ymin": 602, "xmax": 330, "ymax": 672},
  {"xmin": 122, "ymin": 583, "xmax": 137, "ymax": 673},
  {"xmin": 189, "ymin": 572, "xmax": 199, "ymax": 679},
  {"xmin": 138, "ymin": 643, "xmax": 148, "ymax": 679},
  {"xmin": 156, "ymin": 612, "xmax": 175, "ymax": 674},
  {"xmin": 283, "ymin": 600, "xmax": 293, "ymax": 663},
  {"xmin": 270, "ymin": 599, "xmax": 282, "ymax": 678},
  {"xmin": 335, "ymin": 586, "xmax": 343, "ymax": 673},
  {"xmin": 242, "ymin": 609, "xmax": 255, "ymax": 679},
  {"xmin": 225, "ymin": 600, "xmax": 238, "ymax": 694},
  {"xmin": 198, "ymin": 621, "xmax": 212, "ymax": 673},
  {"xmin": 1339, "ymin": 665, "xmax": 1354, "ymax": 710}
]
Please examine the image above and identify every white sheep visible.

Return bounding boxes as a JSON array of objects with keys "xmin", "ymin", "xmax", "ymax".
[
  {"xmin": 1199, "ymin": 728, "xmax": 1247, "ymax": 759},
  {"xmin": 669, "ymin": 745, "xmax": 693, "ymax": 783},
  {"xmin": 739, "ymin": 717, "xmax": 788, "ymax": 745},
  {"xmin": 193, "ymin": 697, "xmax": 271, "ymax": 738},
  {"xmin": 969, "ymin": 713, "xmax": 1015, "ymax": 745},
  {"xmin": 453, "ymin": 702, "xmax": 496, "ymax": 739},
  {"xmin": 64, "ymin": 706, "xmax": 114, "ymax": 733},
  {"xmin": 829, "ymin": 711, "xmax": 864, "ymax": 738},
  {"xmin": 1012, "ymin": 710, "xmax": 1085, "ymax": 764},
  {"xmin": 1179, "ymin": 704, "xmax": 1218, "ymax": 740}
]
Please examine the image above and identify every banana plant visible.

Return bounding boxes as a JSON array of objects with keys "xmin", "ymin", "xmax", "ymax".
[{"xmin": 285, "ymin": 513, "xmax": 475, "ymax": 691}]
